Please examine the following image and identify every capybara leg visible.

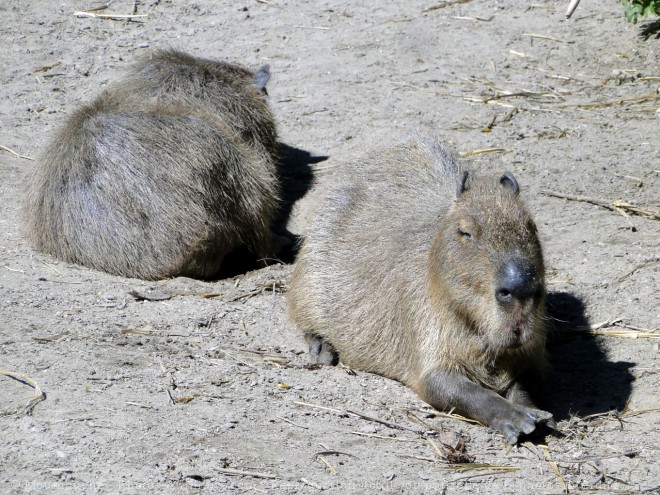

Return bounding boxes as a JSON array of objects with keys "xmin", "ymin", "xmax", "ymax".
[
  {"xmin": 506, "ymin": 381, "xmax": 535, "ymax": 407},
  {"xmin": 305, "ymin": 334, "xmax": 338, "ymax": 365},
  {"xmin": 421, "ymin": 369, "xmax": 554, "ymax": 444}
]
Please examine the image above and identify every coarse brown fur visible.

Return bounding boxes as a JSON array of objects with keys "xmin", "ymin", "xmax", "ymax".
[
  {"xmin": 288, "ymin": 136, "xmax": 554, "ymax": 443},
  {"xmin": 23, "ymin": 50, "xmax": 279, "ymax": 280}
]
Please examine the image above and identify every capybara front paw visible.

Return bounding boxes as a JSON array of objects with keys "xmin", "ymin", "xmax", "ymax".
[{"xmin": 492, "ymin": 405, "xmax": 554, "ymax": 444}]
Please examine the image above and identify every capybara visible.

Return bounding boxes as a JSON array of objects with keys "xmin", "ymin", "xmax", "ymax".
[
  {"xmin": 23, "ymin": 50, "xmax": 279, "ymax": 280},
  {"xmin": 287, "ymin": 136, "xmax": 555, "ymax": 444}
]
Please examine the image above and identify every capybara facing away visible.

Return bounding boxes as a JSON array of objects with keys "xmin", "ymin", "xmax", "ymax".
[
  {"xmin": 23, "ymin": 50, "xmax": 279, "ymax": 280},
  {"xmin": 287, "ymin": 137, "xmax": 555, "ymax": 444}
]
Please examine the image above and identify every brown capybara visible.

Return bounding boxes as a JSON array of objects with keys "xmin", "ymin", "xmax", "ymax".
[
  {"xmin": 287, "ymin": 136, "xmax": 555, "ymax": 444},
  {"xmin": 23, "ymin": 50, "xmax": 279, "ymax": 280}
]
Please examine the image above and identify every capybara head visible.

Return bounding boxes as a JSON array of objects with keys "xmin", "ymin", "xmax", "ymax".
[{"xmin": 430, "ymin": 171, "xmax": 545, "ymax": 354}]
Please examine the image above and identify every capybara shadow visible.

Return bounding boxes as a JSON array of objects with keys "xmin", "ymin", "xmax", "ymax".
[
  {"xmin": 210, "ymin": 143, "xmax": 328, "ymax": 278},
  {"xmin": 288, "ymin": 136, "xmax": 556, "ymax": 445},
  {"xmin": 545, "ymin": 291, "xmax": 634, "ymax": 420},
  {"xmin": 274, "ymin": 143, "xmax": 328, "ymax": 263},
  {"xmin": 24, "ymin": 50, "xmax": 280, "ymax": 280}
]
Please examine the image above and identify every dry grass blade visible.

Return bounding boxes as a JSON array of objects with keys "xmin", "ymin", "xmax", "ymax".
[
  {"xmin": 128, "ymin": 290, "xmax": 173, "ymax": 301},
  {"xmin": 611, "ymin": 200, "xmax": 660, "ymax": 220},
  {"xmin": 522, "ymin": 33, "xmax": 574, "ymax": 44},
  {"xmin": 293, "ymin": 400, "xmax": 426, "ymax": 434},
  {"xmin": 554, "ymin": 318, "xmax": 659, "ymax": 339},
  {"xmin": 543, "ymin": 190, "xmax": 660, "ymax": 220},
  {"xmin": 277, "ymin": 416, "xmax": 309, "ymax": 429},
  {"xmin": 292, "ymin": 400, "xmax": 344, "ymax": 414},
  {"xmin": 40, "ymin": 260, "xmax": 63, "ymax": 276},
  {"xmin": 622, "ymin": 406, "xmax": 660, "ymax": 417},
  {"xmin": 215, "ymin": 467, "xmax": 278, "ymax": 479},
  {"xmin": 568, "ymin": 93, "xmax": 660, "ymax": 109},
  {"xmin": 34, "ymin": 62, "xmax": 62, "ymax": 73},
  {"xmin": 460, "ymin": 147, "xmax": 509, "ymax": 157},
  {"xmin": 73, "ymin": 11, "xmax": 147, "ymax": 19},
  {"xmin": 315, "ymin": 454, "xmax": 338, "ymax": 474},
  {"xmin": 121, "ymin": 328, "xmax": 153, "ymax": 336},
  {"xmin": 0, "ymin": 144, "xmax": 34, "ymax": 161},
  {"xmin": 350, "ymin": 431, "xmax": 416, "ymax": 442},
  {"xmin": 617, "ymin": 259, "xmax": 660, "ymax": 283},
  {"xmin": 229, "ymin": 279, "xmax": 286, "ymax": 302},
  {"xmin": 540, "ymin": 446, "xmax": 568, "ymax": 493},
  {"xmin": 430, "ymin": 410, "xmax": 482, "ymax": 425},
  {"xmin": 0, "ymin": 369, "xmax": 47, "ymax": 415},
  {"xmin": 438, "ymin": 463, "xmax": 519, "ymax": 472},
  {"xmin": 586, "ymin": 329, "xmax": 658, "ymax": 339},
  {"xmin": 423, "ymin": 0, "xmax": 473, "ymax": 12},
  {"xmin": 345, "ymin": 409, "xmax": 425, "ymax": 434}
]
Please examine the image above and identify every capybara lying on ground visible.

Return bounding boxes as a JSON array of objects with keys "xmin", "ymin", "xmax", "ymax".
[
  {"xmin": 24, "ymin": 50, "xmax": 279, "ymax": 280},
  {"xmin": 288, "ymin": 136, "xmax": 555, "ymax": 444}
]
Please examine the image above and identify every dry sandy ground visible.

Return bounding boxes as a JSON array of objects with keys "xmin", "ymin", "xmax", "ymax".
[{"xmin": 1, "ymin": 1, "xmax": 659, "ymax": 494}]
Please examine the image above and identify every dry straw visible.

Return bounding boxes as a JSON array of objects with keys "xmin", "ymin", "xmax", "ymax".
[{"xmin": 0, "ymin": 369, "xmax": 46, "ymax": 415}]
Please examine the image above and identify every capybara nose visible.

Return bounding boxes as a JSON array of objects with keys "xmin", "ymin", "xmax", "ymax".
[{"xmin": 496, "ymin": 259, "xmax": 541, "ymax": 303}]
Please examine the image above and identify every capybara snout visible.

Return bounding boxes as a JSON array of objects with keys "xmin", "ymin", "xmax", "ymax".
[{"xmin": 495, "ymin": 257, "xmax": 543, "ymax": 304}]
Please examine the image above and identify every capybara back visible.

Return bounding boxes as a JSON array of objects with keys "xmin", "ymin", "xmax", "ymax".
[{"xmin": 23, "ymin": 50, "xmax": 279, "ymax": 280}]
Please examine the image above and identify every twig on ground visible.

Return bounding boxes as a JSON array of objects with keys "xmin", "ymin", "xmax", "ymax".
[
  {"xmin": 622, "ymin": 406, "xmax": 660, "ymax": 417},
  {"xmin": 277, "ymin": 416, "xmax": 309, "ymax": 429},
  {"xmin": 539, "ymin": 446, "xmax": 568, "ymax": 493},
  {"xmin": 125, "ymin": 401, "xmax": 157, "ymax": 410},
  {"xmin": 40, "ymin": 260, "xmax": 63, "ymax": 276},
  {"xmin": 3, "ymin": 266, "xmax": 26, "ymax": 273},
  {"xmin": 450, "ymin": 471, "xmax": 517, "ymax": 482},
  {"xmin": 438, "ymin": 463, "xmax": 519, "ymax": 472},
  {"xmin": 617, "ymin": 259, "xmax": 660, "ymax": 283},
  {"xmin": 73, "ymin": 11, "xmax": 147, "ymax": 20},
  {"xmin": 522, "ymin": 33, "xmax": 574, "ymax": 44},
  {"xmin": 554, "ymin": 318, "xmax": 658, "ymax": 339},
  {"xmin": 292, "ymin": 400, "xmax": 344, "ymax": 414},
  {"xmin": 0, "ymin": 370, "xmax": 47, "ymax": 415},
  {"xmin": 293, "ymin": 400, "xmax": 427, "ymax": 434},
  {"xmin": 460, "ymin": 147, "xmax": 509, "ymax": 157},
  {"xmin": 350, "ymin": 431, "xmax": 416, "ymax": 442},
  {"xmin": 423, "ymin": 0, "xmax": 473, "ymax": 13},
  {"xmin": 314, "ymin": 454, "xmax": 337, "ymax": 474},
  {"xmin": 565, "ymin": 0, "xmax": 581, "ymax": 18},
  {"xmin": 542, "ymin": 190, "xmax": 660, "ymax": 220},
  {"xmin": 346, "ymin": 409, "xmax": 426, "ymax": 434},
  {"xmin": 412, "ymin": 408, "xmax": 482, "ymax": 425},
  {"xmin": 0, "ymin": 144, "xmax": 34, "ymax": 161},
  {"xmin": 216, "ymin": 467, "xmax": 278, "ymax": 479},
  {"xmin": 567, "ymin": 93, "xmax": 659, "ymax": 109},
  {"xmin": 299, "ymin": 478, "xmax": 322, "ymax": 489}
]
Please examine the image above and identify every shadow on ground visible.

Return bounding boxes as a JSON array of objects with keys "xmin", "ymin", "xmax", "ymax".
[
  {"xmin": 639, "ymin": 18, "xmax": 660, "ymax": 40},
  {"xmin": 215, "ymin": 142, "xmax": 327, "ymax": 278},
  {"xmin": 544, "ymin": 291, "xmax": 634, "ymax": 420}
]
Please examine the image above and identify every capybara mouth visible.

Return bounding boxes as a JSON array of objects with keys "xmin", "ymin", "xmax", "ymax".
[{"xmin": 501, "ymin": 304, "xmax": 538, "ymax": 348}]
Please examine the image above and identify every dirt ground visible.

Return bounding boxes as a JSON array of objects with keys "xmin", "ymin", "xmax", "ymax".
[{"xmin": 1, "ymin": 1, "xmax": 659, "ymax": 494}]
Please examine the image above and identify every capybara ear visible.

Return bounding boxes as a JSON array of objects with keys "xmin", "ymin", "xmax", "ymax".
[
  {"xmin": 500, "ymin": 172, "xmax": 520, "ymax": 195},
  {"xmin": 457, "ymin": 170, "xmax": 469, "ymax": 198},
  {"xmin": 253, "ymin": 65, "xmax": 271, "ymax": 92}
]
